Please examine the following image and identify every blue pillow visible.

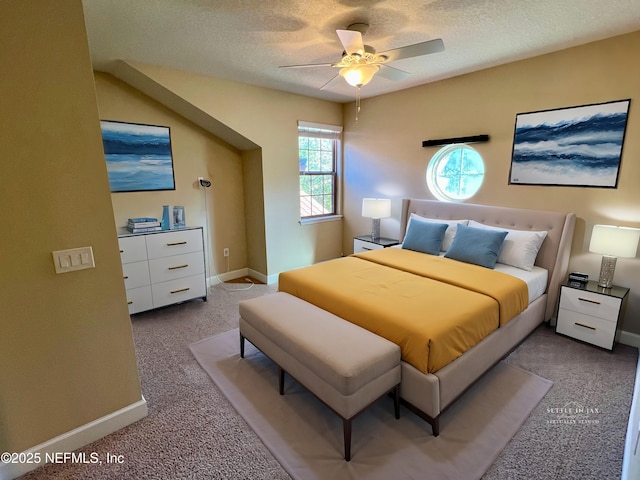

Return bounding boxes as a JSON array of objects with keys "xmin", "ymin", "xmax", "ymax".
[
  {"xmin": 402, "ymin": 220, "xmax": 448, "ymax": 255},
  {"xmin": 444, "ymin": 224, "xmax": 508, "ymax": 268}
]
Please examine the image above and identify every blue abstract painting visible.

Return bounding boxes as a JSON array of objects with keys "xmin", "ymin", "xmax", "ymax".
[
  {"xmin": 101, "ymin": 120, "xmax": 176, "ymax": 192},
  {"xmin": 509, "ymin": 99, "xmax": 630, "ymax": 187}
]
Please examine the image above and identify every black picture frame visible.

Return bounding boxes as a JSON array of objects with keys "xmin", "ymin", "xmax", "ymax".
[
  {"xmin": 100, "ymin": 120, "xmax": 176, "ymax": 193},
  {"xmin": 508, "ymin": 99, "xmax": 630, "ymax": 188}
]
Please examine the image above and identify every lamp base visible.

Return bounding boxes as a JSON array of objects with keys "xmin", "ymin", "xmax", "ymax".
[
  {"xmin": 371, "ymin": 218, "xmax": 381, "ymax": 240},
  {"xmin": 597, "ymin": 255, "xmax": 617, "ymax": 288}
]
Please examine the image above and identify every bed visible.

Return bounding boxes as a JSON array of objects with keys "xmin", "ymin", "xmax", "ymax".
[{"xmin": 279, "ymin": 199, "xmax": 576, "ymax": 434}]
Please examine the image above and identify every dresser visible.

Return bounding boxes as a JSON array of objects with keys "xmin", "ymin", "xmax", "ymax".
[
  {"xmin": 555, "ymin": 281, "xmax": 629, "ymax": 350},
  {"xmin": 118, "ymin": 227, "xmax": 207, "ymax": 314}
]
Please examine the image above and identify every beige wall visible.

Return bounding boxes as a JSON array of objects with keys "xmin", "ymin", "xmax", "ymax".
[
  {"xmin": 105, "ymin": 61, "xmax": 344, "ymax": 279},
  {"xmin": 343, "ymin": 31, "xmax": 640, "ymax": 333},
  {"xmin": 94, "ymin": 73, "xmax": 249, "ymax": 278},
  {"xmin": 0, "ymin": 0, "xmax": 142, "ymax": 453}
]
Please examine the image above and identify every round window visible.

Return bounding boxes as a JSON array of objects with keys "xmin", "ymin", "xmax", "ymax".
[{"xmin": 426, "ymin": 144, "xmax": 485, "ymax": 202}]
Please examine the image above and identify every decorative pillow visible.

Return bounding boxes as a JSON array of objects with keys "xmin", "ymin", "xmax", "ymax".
[
  {"xmin": 468, "ymin": 220, "xmax": 548, "ymax": 271},
  {"xmin": 444, "ymin": 224, "xmax": 508, "ymax": 268},
  {"xmin": 402, "ymin": 219, "xmax": 448, "ymax": 255},
  {"xmin": 406, "ymin": 214, "xmax": 469, "ymax": 251}
]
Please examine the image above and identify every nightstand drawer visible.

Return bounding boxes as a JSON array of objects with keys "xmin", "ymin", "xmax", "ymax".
[
  {"xmin": 559, "ymin": 287, "xmax": 621, "ymax": 321},
  {"xmin": 354, "ymin": 238, "xmax": 384, "ymax": 253},
  {"xmin": 556, "ymin": 308, "xmax": 616, "ymax": 349}
]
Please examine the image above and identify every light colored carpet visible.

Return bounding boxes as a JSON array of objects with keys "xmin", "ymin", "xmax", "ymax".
[{"xmin": 190, "ymin": 329, "xmax": 553, "ymax": 480}]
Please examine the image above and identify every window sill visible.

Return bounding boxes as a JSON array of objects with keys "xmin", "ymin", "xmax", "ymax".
[{"xmin": 299, "ymin": 215, "xmax": 343, "ymax": 225}]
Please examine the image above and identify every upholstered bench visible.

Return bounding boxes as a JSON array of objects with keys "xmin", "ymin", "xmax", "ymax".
[{"xmin": 239, "ymin": 292, "xmax": 401, "ymax": 461}]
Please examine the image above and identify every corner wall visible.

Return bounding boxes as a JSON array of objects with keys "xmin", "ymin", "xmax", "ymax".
[
  {"xmin": 0, "ymin": 0, "xmax": 143, "ymax": 458},
  {"xmin": 106, "ymin": 61, "xmax": 344, "ymax": 279},
  {"xmin": 94, "ymin": 73, "xmax": 250, "ymax": 279}
]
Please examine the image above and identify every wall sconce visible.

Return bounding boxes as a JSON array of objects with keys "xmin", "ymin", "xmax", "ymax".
[
  {"xmin": 589, "ymin": 224, "xmax": 640, "ymax": 288},
  {"xmin": 362, "ymin": 198, "xmax": 391, "ymax": 240}
]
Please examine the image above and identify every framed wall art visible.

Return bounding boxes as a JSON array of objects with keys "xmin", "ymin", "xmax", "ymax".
[
  {"xmin": 508, "ymin": 99, "xmax": 630, "ymax": 188},
  {"xmin": 100, "ymin": 120, "xmax": 176, "ymax": 192}
]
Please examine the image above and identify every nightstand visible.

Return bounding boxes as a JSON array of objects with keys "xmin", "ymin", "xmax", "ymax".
[
  {"xmin": 555, "ymin": 280, "xmax": 629, "ymax": 350},
  {"xmin": 353, "ymin": 235, "xmax": 399, "ymax": 253}
]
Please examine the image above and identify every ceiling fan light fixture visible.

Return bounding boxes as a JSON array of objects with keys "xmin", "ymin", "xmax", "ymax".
[{"xmin": 339, "ymin": 64, "xmax": 379, "ymax": 87}]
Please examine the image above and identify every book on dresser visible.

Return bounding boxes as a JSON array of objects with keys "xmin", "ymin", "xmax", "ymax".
[{"xmin": 127, "ymin": 217, "xmax": 161, "ymax": 233}]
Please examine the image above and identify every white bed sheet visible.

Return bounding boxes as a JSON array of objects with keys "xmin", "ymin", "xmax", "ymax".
[{"xmin": 493, "ymin": 263, "xmax": 548, "ymax": 304}]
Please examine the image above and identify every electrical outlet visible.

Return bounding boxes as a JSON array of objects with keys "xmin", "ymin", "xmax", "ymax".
[{"xmin": 223, "ymin": 248, "xmax": 229, "ymax": 257}]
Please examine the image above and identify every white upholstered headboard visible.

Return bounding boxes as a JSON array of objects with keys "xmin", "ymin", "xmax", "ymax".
[{"xmin": 400, "ymin": 199, "xmax": 576, "ymax": 321}]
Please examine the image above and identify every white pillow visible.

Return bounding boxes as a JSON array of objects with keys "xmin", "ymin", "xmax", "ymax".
[
  {"xmin": 468, "ymin": 220, "xmax": 547, "ymax": 271},
  {"xmin": 406, "ymin": 214, "xmax": 469, "ymax": 251}
]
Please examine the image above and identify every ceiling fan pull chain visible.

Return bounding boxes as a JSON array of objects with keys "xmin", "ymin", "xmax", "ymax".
[{"xmin": 355, "ymin": 86, "xmax": 361, "ymax": 122}]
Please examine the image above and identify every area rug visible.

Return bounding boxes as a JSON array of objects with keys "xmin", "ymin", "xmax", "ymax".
[{"xmin": 190, "ymin": 329, "xmax": 553, "ymax": 480}]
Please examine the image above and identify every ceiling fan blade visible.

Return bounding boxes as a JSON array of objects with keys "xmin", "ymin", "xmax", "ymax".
[
  {"xmin": 378, "ymin": 38, "xmax": 444, "ymax": 62},
  {"xmin": 377, "ymin": 64, "xmax": 411, "ymax": 81},
  {"xmin": 320, "ymin": 74, "xmax": 342, "ymax": 90},
  {"xmin": 279, "ymin": 62, "xmax": 334, "ymax": 69},
  {"xmin": 336, "ymin": 29, "xmax": 365, "ymax": 56}
]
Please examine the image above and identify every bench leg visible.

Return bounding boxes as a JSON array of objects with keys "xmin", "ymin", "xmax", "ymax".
[
  {"xmin": 278, "ymin": 366, "xmax": 285, "ymax": 395},
  {"xmin": 343, "ymin": 418, "xmax": 352, "ymax": 461},
  {"xmin": 393, "ymin": 385, "xmax": 400, "ymax": 420},
  {"xmin": 239, "ymin": 333, "xmax": 245, "ymax": 358},
  {"xmin": 432, "ymin": 416, "xmax": 440, "ymax": 436}
]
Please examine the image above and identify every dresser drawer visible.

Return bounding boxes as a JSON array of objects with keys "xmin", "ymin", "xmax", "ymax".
[
  {"xmin": 126, "ymin": 286, "xmax": 153, "ymax": 315},
  {"xmin": 559, "ymin": 286, "xmax": 621, "ymax": 321},
  {"xmin": 556, "ymin": 308, "xmax": 616, "ymax": 349},
  {"xmin": 354, "ymin": 238, "xmax": 384, "ymax": 253},
  {"xmin": 118, "ymin": 235, "xmax": 147, "ymax": 264},
  {"xmin": 148, "ymin": 251, "xmax": 205, "ymax": 283},
  {"xmin": 151, "ymin": 275, "xmax": 207, "ymax": 308},
  {"xmin": 122, "ymin": 261, "xmax": 150, "ymax": 290},
  {"xmin": 145, "ymin": 229, "xmax": 203, "ymax": 259}
]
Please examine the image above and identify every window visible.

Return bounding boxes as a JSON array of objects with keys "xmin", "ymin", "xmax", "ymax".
[
  {"xmin": 298, "ymin": 121, "xmax": 342, "ymax": 218},
  {"xmin": 426, "ymin": 144, "xmax": 485, "ymax": 202}
]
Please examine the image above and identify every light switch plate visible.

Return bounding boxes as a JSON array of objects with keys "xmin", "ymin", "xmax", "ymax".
[{"xmin": 52, "ymin": 246, "xmax": 95, "ymax": 274}]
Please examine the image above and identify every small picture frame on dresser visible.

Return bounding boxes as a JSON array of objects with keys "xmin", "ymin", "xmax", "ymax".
[{"xmin": 172, "ymin": 206, "xmax": 186, "ymax": 228}]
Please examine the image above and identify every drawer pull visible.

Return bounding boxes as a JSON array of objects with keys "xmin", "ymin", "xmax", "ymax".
[
  {"xmin": 120, "ymin": 249, "xmax": 124, "ymax": 253},
  {"xmin": 127, "ymin": 301, "xmax": 133, "ymax": 305},
  {"xmin": 123, "ymin": 275, "xmax": 129, "ymax": 279},
  {"xmin": 168, "ymin": 264, "xmax": 189, "ymax": 270},
  {"xmin": 575, "ymin": 322, "xmax": 596, "ymax": 331},
  {"xmin": 362, "ymin": 247, "xmax": 372, "ymax": 251},
  {"xmin": 167, "ymin": 241, "xmax": 187, "ymax": 246},
  {"xmin": 578, "ymin": 297, "xmax": 601, "ymax": 305},
  {"xmin": 170, "ymin": 287, "xmax": 190, "ymax": 294}
]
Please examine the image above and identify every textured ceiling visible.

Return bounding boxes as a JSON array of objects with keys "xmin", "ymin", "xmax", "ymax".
[{"xmin": 82, "ymin": 0, "xmax": 640, "ymax": 103}]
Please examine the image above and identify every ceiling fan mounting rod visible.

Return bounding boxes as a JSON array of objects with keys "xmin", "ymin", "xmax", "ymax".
[{"xmin": 347, "ymin": 22, "xmax": 369, "ymax": 35}]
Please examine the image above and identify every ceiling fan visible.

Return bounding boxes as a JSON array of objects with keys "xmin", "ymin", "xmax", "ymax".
[{"xmin": 280, "ymin": 23, "xmax": 445, "ymax": 91}]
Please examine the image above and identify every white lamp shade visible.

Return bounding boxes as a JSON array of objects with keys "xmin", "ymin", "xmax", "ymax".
[
  {"xmin": 340, "ymin": 64, "xmax": 380, "ymax": 87},
  {"xmin": 362, "ymin": 198, "xmax": 391, "ymax": 219},
  {"xmin": 589, "ymin": 224, "xmax": 640, "ymax": 258}
]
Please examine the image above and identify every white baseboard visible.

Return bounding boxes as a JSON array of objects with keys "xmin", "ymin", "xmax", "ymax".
[
  {"xmin": 207, "ymin": 268, "xmax": 273, "ymax": 286},
  {"xmin": 0, "ymin": 397, "xmax": 147, "ymax": 480},
  {"xmin": 207, "ymin": 268, "xmax": 249, "ymax": 286},
  {"xmin": 619, "ymin": 330, "xmax": 640, "ymax": 349}
]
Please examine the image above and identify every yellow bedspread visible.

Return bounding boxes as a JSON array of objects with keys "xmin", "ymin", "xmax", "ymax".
[{"xmin": 278, "ymin": 248, "xmax": 528, "ymax": 374}]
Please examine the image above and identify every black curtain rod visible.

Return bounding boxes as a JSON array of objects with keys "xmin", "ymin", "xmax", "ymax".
[{"xmin": 422, "ymin": 134, "xmax": 489, "ymax": 147}]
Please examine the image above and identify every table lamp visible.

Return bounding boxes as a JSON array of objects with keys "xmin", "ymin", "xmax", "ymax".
[
  {"xmin": 588, "ymin": 224, "xmax": 640, "ymax": 288},
  {"xmin": 362, "ymin": 198, "xmax": 391, "ymax": 240}
]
